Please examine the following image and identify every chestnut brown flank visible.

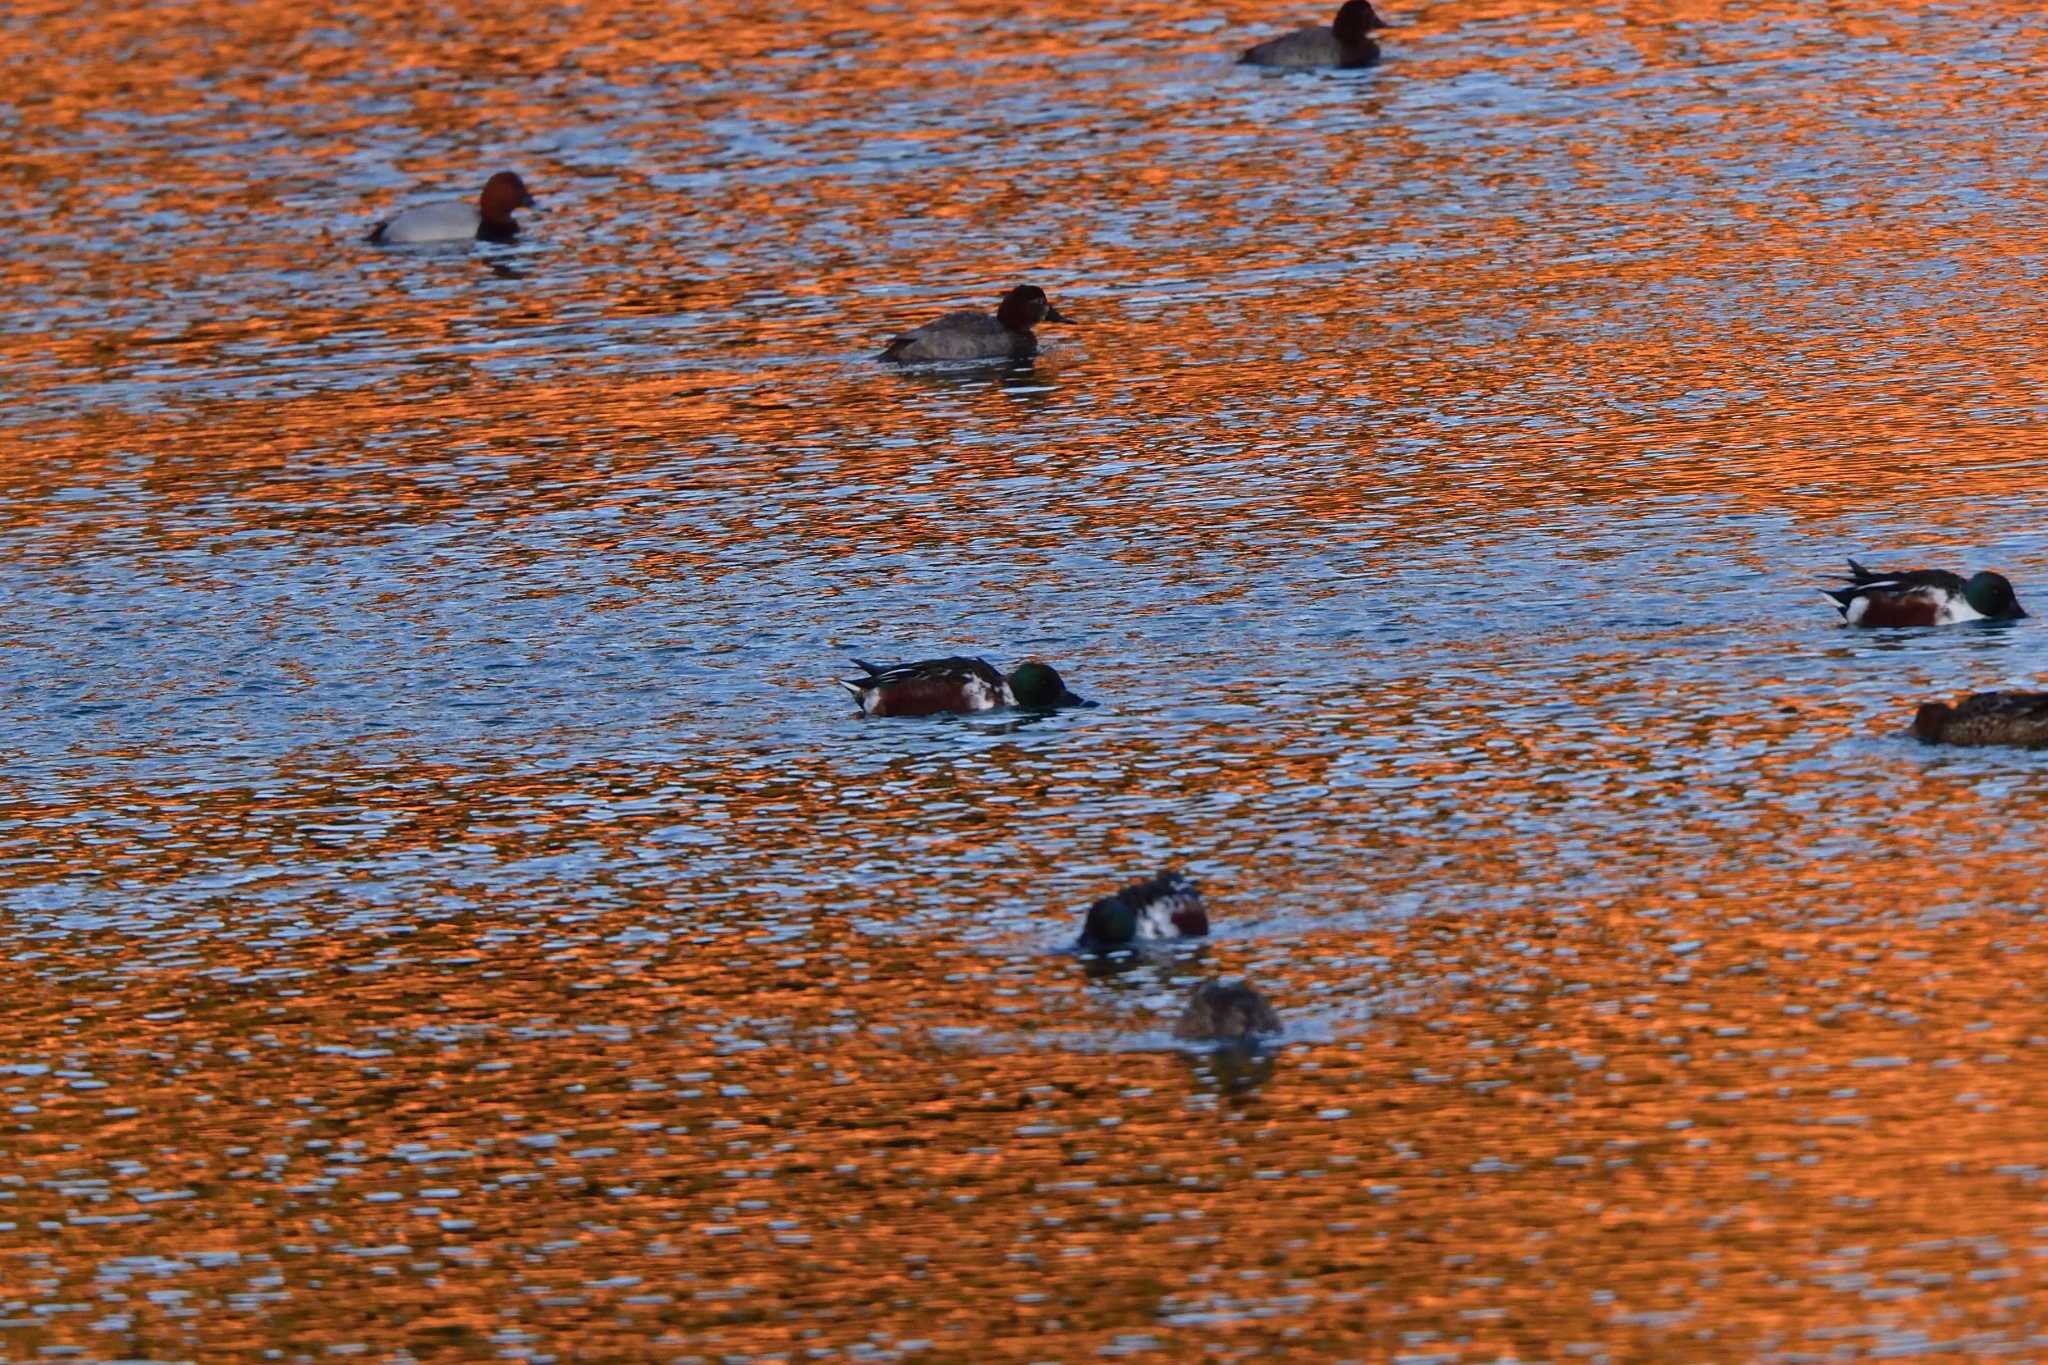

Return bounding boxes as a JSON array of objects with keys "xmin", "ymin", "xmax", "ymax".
[
  {"xmin": 867, "ymin": 677, "xmax": 979, "ymax": 717},
  {"xmin": 1856, "ymin": 592, "xmax": 1941, "ymax": 627}
]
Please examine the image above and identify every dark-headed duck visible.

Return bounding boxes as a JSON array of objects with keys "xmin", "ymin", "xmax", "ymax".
[
  {"xmin": 1077, "ymin": 870, "xmax": 1210, "ymax": 950},
  {"xmin": 879, "ymin": 285, "xmax": 1070, "ymax": 363},
  {"xmin": 838, "ymin": 656, "xmax": 1088, "ymax": 718},
  {"xmin": 1822, "ymin": 558, "xmax": 2027, "ymax": 627},
  {"xmin": 1241, "ymin": 0, "xmax": 1390, "ymax": 69},
  {"xmin": 367, "ymin": 171, "xmax": 536, "ymax": 245}
]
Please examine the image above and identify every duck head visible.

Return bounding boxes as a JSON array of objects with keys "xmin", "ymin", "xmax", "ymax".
[
  {"xmin": 1912, "ymin": 700, "xmax": 1954, "ymax": 742},
  {"xmin": 995, "ymin": 285, "xmax": 1070, "ymax": 331},
  {"xmin": 1082, "ymin": 895, "xmax": 1141, "ymax": 947},
  {"xmin": 1964, "ymin": 571, "xmax": 2027, "ymax": 620},
  {"xmin": 479, "ymin": 171, "xmax": 537, "ymax": 226},
  {"xmin": 1006, "ymin": 661, "xmax": 1088, "ymax": 709},
  {"xmin": 1333, "ymin": 0, "xmax": 1391, "ymax": 44}
]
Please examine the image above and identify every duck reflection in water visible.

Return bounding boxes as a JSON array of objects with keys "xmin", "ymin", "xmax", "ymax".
[{"xmin": 882, "ymin": 357, "xmax": 1063, "ymax": 408}]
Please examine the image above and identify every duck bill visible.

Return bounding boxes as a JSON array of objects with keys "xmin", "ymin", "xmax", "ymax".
[
  {"xmin": 1060, "ymin": 691, "xmax": 1094, "ymax": 708},
  {"xmin": 1044, "ymin": 305, "xmax": 1072, "ymax": 324}
]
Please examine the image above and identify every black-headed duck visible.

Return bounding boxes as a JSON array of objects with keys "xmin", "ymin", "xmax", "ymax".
[
  {"xmin": 1241, "ymin": 0, "xmax": 1390, "ymax": 69},
  {"xmin": 879, "ymin": 285, "xmax": 1070, "ymax": 363}
]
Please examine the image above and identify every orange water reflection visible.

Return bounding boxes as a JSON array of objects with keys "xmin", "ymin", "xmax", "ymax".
[{"xmin": 8, "ymin": 0, "xmax": 2048, "ymax": 1359}]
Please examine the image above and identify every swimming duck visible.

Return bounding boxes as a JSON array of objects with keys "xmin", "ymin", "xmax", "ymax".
[
  {"xmin": 367, "ymin": 171, "xmax": 536, "ymax": 245},
  {"xmin": 838, "ymin": 656, "xmax": 1087, "ymax": 717},
  {"xmin": 1240, "ymin": 0, "xmax": 1390, "ymax": 69},
  {"xmin": 1912, "ymin": 691, "xmax": 2048, "ymax": 748},
  {"xmin": 1174, "ymin": 981, "xmax": 1282, "ymax": 1043},
  {"xmin": 1822, "ymin": 558, "xmax": 2027, "ymax": 627},
  {"xmin": 1078, "ymin": 870, "xmax": 1210, "ymax": 949},
  {"xmin": 879, "ymin": 285, "xmax": 1070, "ymax": 363}
]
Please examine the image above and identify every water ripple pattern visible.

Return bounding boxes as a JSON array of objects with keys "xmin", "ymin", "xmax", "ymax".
[{"xmin": 4, "ymin": 0, "xmax": 2048, "ymax": 1358}]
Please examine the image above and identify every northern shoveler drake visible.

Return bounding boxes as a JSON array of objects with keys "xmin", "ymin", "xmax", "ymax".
[
  {"xmin": 1077, "ymin": 870, "xmax": 1209, "ymax": 949},
  {"xmin": 838, "ymin": 656, "xmax": 1088, "ymax": 717},
  {"xmin": 1912, "ymin": 691, "xmax": 2048, "ymax": 748},
  {"xmin": 879, "ymin": 285, "xmax": 1070, "ymax": 364},
  {"xmin": 1241, "ymin": 0, "xmax": 1390, "ymax": 69},
  {"xmin": 1174, "ymin": 980, "xmax": 1282, "ymax": 1043},
  {"xmin": 1823, "ymin": 558, "xmax": 2027, "ymax": 626}
]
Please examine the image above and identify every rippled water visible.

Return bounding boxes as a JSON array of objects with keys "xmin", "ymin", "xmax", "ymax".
[{"xmin": 7, "ymin": 0, "xmax": 2048, "ymax": 1359}]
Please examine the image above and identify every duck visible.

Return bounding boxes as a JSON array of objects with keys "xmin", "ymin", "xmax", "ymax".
[
  {"xmin": 1912, "ymin": 691, "xmax": 2048, "ymax": 748},
  {"xmin": 367, "ymin": 171, "xmax": 536, "ymax": 245},
  {"xmin": 878, "ymin": 285, "xmax": 1070, "ymax": 363},
  {"xmin": 1174, "ymin": 981, "xmax": 1282, "ymax": 1043},
  {"xmin": 1822, "ymin": 558, "xmax": 2027, "ymax": 627},
  {"xmin": 838, "ymin": 656, "xmax": 1088, "ymax": 718},
  {"xmin": 1077, "ymin": 870, "xmax": 1210, "ymax": 949},
  {"xmin": 1240, "ymin": 0, "xmax": 1390, "ymax": 69}
]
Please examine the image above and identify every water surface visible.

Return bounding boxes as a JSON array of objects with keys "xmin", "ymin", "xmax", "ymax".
[{"xmin": 6, "ymin": 0, "xmax": 2048, "ymax": 1359}]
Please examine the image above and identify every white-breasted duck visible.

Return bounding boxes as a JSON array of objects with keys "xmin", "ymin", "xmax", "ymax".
[
  {"xmin": 1077, "ymin": 870, "xmax": 1210, "ymax": 950},
  {"xmin": 367, "ymin": 171, "xmax": 536, "ymax": 245},
  {"xmin": 838, "ymin": 656, "xmax": 1088, "ymax": 718},
  {"xmin": 1822, "ymin": 558, "xmax": 2027, "ymax": 627}
]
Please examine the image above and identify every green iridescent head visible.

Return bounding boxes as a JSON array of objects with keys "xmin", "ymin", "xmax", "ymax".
[
  {"xmin": 1007, "ymin": 661, "xmax": 1085, "ymax": 709},
  {"xmin": 1964, "ymin": 571, "xmax": 2026, "ymax": 620},
  {"xmin": 1082, "ymin": 897, "xmax": 1137, "ymax": 946}
]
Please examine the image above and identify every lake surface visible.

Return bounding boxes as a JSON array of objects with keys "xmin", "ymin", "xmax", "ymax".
[{"xmin": 6, "ymin": 0, "xmax": 2048, "ymax": 1358}]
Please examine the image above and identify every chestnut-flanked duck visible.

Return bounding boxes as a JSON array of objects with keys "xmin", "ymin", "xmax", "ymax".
[
  {"xmin": 367, "ymin": 171, "xmax": 536, "ymax": 245},
  {"xmin": 1077, "ymin": 870, "xmax": 1210, "ymax": 949},
  {"xmin": 1174, "ymin": 981, "xmax": 1282, "ymax": 1043},
  {"xmin": 879, "ymin": 285, "xmax": 1070, "ymax": 363},
  {"xmin": 1913, "ymin": 691, "xmax": 2048, "ymax": 749},
  {"xmin": 1241, "ymin": 0, "xmax": 1390, "ymax": 69},
  {"xmin": 1822, "ymin": 558, "xmax": 2027, "ymax": 627},
  {"xmin": 838, "ymin": 656, "xmax": 1087, "ymax": 718}
]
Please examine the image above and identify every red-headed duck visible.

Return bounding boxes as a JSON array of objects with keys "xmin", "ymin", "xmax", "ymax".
[
  {"xmin": 366, "ymin": 171, "xmax": 536, "ymax": 245},
  {"xmin": 1241, "ymin": 0, "xmax": 1390, "ymax": 69},
  {"xmin": 879, "ymin": 285, "xmax": 1071, "ymax": 363}
]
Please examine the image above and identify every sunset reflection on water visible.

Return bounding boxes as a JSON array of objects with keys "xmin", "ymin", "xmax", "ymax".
[{"xmin": 6, "ymin": 0, "xmax": 2048, "ymax": 1359}]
